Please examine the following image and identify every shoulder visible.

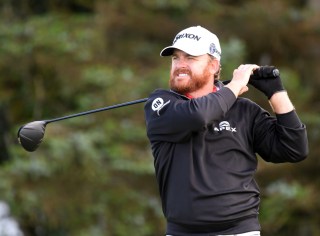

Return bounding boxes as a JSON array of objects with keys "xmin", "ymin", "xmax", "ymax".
[
  {"xmin": 145, "ymin": 89, "xmax": 187, "ymax": 107},
  {"xmin": 148, "ymin": 89, "xmax": 186, "ymax": 99},
  {"xmin": 235, "ymin": 97, "xmax": 260, "ymax": 107},
  {"xmin": 233, "ymin": 97, "xmax": 269, "ymax": 115}
]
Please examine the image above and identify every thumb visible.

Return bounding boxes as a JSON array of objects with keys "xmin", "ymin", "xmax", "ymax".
[{"xmin": 238, "ymin": 86, "xmax": 249, "ymax": 96}]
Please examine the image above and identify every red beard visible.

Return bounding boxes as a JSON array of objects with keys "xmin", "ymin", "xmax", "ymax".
[{"xmin": 169, "ymin": 64, "xmax": 212, "ymax": 95}]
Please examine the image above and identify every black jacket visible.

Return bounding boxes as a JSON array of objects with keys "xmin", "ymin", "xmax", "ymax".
[{"xmin": 144, "ymin": 85, "xmax": 308, "ymax": 235}]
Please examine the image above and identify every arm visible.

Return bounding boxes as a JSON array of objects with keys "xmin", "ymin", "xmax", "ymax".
[
  {"xmin": 144, "ymin": 88, "xmax": 236, "ymax": 143},
  {"xmin": 249, "ymin": 68, "xmax": 309, "ymax": 162},
  {"xmin": 268, "ymin": 91, "xmax": 294, "ymax": 114}
]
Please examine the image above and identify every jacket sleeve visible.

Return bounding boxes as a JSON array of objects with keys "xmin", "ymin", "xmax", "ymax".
[
  {"xmin": 253, "ymin": 109, "xmax": 309, "ymax": 163},
  {"xmin": 144, "ymin": 87, "xmax": 236, "ymax": 143}
]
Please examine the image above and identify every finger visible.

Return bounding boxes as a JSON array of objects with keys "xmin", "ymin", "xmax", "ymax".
[
  {"xmin": 238, "ymin": 64, "xmax": 259, "ymax": 71},
  {"xmin": 235, "ymin": 65, "xmax": 258, "ymax": 81}
]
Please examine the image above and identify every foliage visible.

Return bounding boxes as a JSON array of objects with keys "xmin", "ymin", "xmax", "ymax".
[{"xmin": 0, "ymin": 0, "xmax": 319, "ymax": 235}]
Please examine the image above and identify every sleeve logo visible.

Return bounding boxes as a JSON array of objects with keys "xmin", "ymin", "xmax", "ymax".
[{"xmin": 151, "ymin": 97, "xmax": 170, "ymax": 116}]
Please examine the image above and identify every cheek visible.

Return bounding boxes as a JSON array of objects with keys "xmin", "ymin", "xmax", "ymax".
[
  {"xmin": 169, "ymin": 67, "xmax": 175, "ymax": 78},
  {"xmin": 171, "ymin": 61, "xmax": 178, "ymax": 70},
  {"xmin": 170, "ymin": 63, "xmax": 177, "ymax": 73},
  {"xmin": 190, "ymin": 64, "xmax": 204, "ymax": 75}
]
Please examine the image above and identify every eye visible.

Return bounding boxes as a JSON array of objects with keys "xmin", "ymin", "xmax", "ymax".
[
  {"xmin": 187, "ymin": 55, "xmax": 196, "ymax": 60},
  {"xmin": 171, "ymin": 55, "xmax": 178, "ymax": 61}
]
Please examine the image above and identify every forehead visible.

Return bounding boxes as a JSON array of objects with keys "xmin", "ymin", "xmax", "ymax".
[
  {"xmin": 172, "ymin": 49, "xmax": 192, "ymax": 56},
  {"xmin": 172, "ymin": 49, "xmax": 209, "ymax": 59}
]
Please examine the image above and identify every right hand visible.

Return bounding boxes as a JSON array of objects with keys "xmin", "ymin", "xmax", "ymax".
[{"xmin": 226, "ymin": 64, "xmax": 259, "ymax": 97}]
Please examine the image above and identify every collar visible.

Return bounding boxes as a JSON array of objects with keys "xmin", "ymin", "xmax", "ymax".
[{"xmin": 185, "ymin": 86, "xmax": 218, "ymax": 99}]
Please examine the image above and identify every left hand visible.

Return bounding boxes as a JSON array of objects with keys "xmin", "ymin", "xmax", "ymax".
[{"xmin": 249, "ymin": 66, "xmax": 285, "ymax": 99}]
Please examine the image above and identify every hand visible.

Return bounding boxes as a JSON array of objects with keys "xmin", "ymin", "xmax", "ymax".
[
  {"xmin": 226, "ymin": 64, "xmax": 259, "ymax": 97},
  {"xmin": 249, "ymin": 66, "xmax": 285, "ymax": 99}
]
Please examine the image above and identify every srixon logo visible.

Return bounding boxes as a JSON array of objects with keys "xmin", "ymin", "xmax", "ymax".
[
  {"xmin": 151, "ymin": 97, "xmax": 170, "ymax": 116},
  {"xmin": 173, "ymin": 33, "xmax": 201, "ymax": 44}
]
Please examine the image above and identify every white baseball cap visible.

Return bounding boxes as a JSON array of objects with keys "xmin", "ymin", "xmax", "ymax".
[{"xmin": 160, "ymin": 26, "xmax": 221, "ymax": 61}]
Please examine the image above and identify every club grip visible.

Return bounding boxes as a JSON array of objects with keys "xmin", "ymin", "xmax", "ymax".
[
  {"xmin": 222, "ymin": 66, "xmax": 280, "ymax": 85},
  {"xmin": 251, "ymin": 67, "xmax": 280, "ymax": 79}
]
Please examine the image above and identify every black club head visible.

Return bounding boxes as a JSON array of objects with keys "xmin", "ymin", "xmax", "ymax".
[{"xmin": 17, "ymin": 121, "xmax": 47, "ymax": 152}]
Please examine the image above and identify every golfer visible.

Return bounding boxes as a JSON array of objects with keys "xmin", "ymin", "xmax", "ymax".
[{"xmin": 144, "ymin": 26, "xmax": 308, "ymax": 236}]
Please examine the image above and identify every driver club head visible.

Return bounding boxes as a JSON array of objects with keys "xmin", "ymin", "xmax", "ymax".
[{"xmin": 17, "ymin": 121, "xmax": 47, "ymax": 152}]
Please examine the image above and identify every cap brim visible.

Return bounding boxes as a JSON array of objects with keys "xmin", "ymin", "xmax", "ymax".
[
  {"xmin": 160, "ymin": 46, "xmax": 175, "ymax": 56},
  {"xmin": 160, "ymin": 45, "xmax": 207, "ymax": 57}
]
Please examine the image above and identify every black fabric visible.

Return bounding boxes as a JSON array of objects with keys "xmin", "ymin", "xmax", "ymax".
[
  {"xmin": 249, "ymin": 66, "xmax": 285, "ymax": 99},
  {"xmin": 144, "ymin": 86, "xmax": 308, "ymax": 235},
  {"xmin": 276, "ymin": 110, "xmax": 302, "ymax": 128},
  {"xmin": 167, "ymin": 215, "xmax": 260, "ymax": 235}
]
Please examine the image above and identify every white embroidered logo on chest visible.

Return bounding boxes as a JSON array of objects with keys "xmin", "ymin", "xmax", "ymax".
[{"xmin": 214, "ymin": 121, "xmax": 237, "ymax": 133}]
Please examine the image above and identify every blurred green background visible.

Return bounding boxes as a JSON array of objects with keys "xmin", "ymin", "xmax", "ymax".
[{"xmin": 0, "ymin": 0, "xmax": 319, "ymax": 235}]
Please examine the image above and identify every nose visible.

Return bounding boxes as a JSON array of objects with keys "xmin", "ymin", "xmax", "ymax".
[{"xmin": 173, "ymin": 57, "xmax": 188, "ymax": 68}]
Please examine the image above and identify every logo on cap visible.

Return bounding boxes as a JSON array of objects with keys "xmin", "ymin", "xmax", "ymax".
[
  {"xmin": 209, "ymin": 43, "xmax": 220, "ymax": 57},
  {"xmin": 173, "ymin": 33, "xmax": 201, "ymax": 44}
]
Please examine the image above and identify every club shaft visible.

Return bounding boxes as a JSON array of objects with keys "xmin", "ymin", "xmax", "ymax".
[{"xmin": 45, "ymin": 98, "xmax": 148, "ymax": 124}]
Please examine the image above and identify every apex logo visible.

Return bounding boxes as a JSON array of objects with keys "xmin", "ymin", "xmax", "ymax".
[{"xmin": 214, "ymin": 121, "xmax": 237, "ymax": 133}]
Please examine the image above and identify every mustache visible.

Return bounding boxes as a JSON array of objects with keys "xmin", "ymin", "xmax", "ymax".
[{"xmin": 173, "ymin": 68, "xmax": 192, "ymax": 77}]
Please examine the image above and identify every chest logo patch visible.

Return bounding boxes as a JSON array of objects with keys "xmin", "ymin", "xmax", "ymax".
[
  {"xmin": 214, "ymin": 121, "xmax": 237, "ymax": 133},
  {"xmin": 151, "ymin": 97, "xmax": 170, "ymax": 116}
]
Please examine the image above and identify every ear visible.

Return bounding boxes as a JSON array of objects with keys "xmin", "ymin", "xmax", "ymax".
[{"xmin": 208, "ymin": 57, "xmax": 220, "ymax": 75}]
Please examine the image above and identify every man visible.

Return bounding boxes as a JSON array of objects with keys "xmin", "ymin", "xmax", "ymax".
[{"xmin": 144, "ymin": 26, "xmax": 308, "ymax": 236}]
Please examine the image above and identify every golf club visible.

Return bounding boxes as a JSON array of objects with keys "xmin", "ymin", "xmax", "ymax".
[
  {"xmin": 17, "ymin": 98, "xmax": 148, "ymax": 152},
  {"xmin": 17, "ymin": 67, "xmax": 280, "ymax": 152}
]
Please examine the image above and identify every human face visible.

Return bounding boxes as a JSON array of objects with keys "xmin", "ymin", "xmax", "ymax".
[{"xmin": 169, "ymin": 50, "xmax": 214, "ymax": 95}]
